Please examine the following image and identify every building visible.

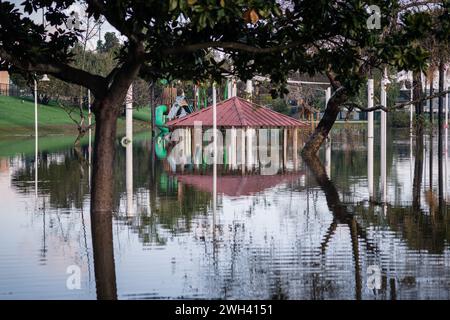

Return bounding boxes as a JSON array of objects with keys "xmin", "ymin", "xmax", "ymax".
[{"xmin": 0, "ymin": 71, "xmax": 10, "ymax": 96}]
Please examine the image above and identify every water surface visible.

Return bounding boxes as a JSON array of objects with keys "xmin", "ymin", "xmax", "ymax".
[{"xmin": 1, "ymin": 128, "xmax": 450, "ymax": 300}]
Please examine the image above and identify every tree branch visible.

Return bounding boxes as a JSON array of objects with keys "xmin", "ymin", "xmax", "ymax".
[
  {"xmin": 343, "ymin": 89, "xmax": 450, "ymax": 113},
  {"xmin": 0, "ymin": 48, "xmax": 107, "ymax": 98},
  {"xmin": 162, "ymin": 40, "xmax": 304, "ymax": 55},
  {"xmin": 86, "ymin": 0, "xmax": 141, "ymax": 43}
]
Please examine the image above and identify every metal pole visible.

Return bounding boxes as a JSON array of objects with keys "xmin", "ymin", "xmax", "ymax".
[
  {"xmin": 126, "ymin": 85, "xmax": 133, "ymax": 216},
  {"xmin": 381, "ymin": 69, "xmax": 388, "ymax": 203},
  {"xmin": 212, "ymin": 83, "xmax": 217, "ymax": 223},
  {"xmin": 438, "ymin": 62, "xmax": 444, "ymax": 202},
  {"xmin": 88, "ymin": 89, "xmax": 92, "ymax": 189},
  {"xmin": 446, "ymin": 70, "xmax": 449, "ymax": 199},
  {"xmin": 409, "ymin": 71, "xmax": 414, "ymax": 135},
  {"xmin": 367, "ymin": 79, "xmax": 374, "ymax": 199},
  {"xmin": 34, "ymin": 79, "xmax": 38, "ymax": 198}
]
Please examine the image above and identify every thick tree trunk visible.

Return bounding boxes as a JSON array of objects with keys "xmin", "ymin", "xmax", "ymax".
[
  {"xmin": 91, "ymin": 101, "xmax": 120, "ymax": 214},
  {"xmin": 302, "ymin": 88, "xmax": 348, "ymax": 157},
  {"xmin": 89, "ymin": 99, "xmax": 120, "ymax": 300}
]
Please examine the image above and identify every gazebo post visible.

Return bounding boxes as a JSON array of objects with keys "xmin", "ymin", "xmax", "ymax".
[
  {"xmin": 241, "ymin": 128, "xmax": 245, "ymax": 174},
  {"xmin": 246, "ymin": 127, "xmax": 253, "ymax": 171},
  {"xmin": 283, "ymin": 128, "xmax": 287, "ymax": 170},
  {"xmin": 293, "ymin": 127, "xmax": 298, "ymax": 170},
  {"xmin": 231, "ymin": 127, "xmax": 237, "ymax": 169},
  {"xmin": 190, "ymin": 127, "xmax": 194, "ymax": 168}
]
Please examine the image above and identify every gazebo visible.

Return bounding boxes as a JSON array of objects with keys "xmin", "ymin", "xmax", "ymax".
[{"xmin": 165, "ymin": 96, "xmax": 309, "ymax": 171}]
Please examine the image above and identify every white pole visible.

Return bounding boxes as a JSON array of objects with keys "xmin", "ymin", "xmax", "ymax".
[
  {"xmin": 445, "ymin": 70, "xmax": 449, "ymax": 199},
  {"xmin": 88, "ymin": 89, "xmax": 92, "ymax": 189},
  {"xmin": 245, "ymin": 80, "xmax": 253, "ymax": 100},
  {"xmin": 241, "ymin": 128, "xmax": 245, "ymax": 173},
  {"xmin": 246, "ymin": 127, "xmax": 253, "ymax": 169},
  {"xmin": 126, "ymin": 85, "xmax": 133, "ymax": 216},
  {"xmin": 34, "ymin": 79, "xmax": 38, "ymax": 198},
  {"xmin": 368, "ymin": 79, "xmax": 374, "ymax": 199},
  {"xmin": 324, "ymin": 86, "xmax": 332, "ymax": 177},
  {"xmin": 325, "ymin": 137, "xmax": 331, "ymax": 177},
  {"xmin": 232, "ymin": 78, "xmax": 237, "ymax": 97},
  {"xmin": 381, "ymin": 69, "xmax": 388, "ymax": 203},
  {"xmin": 325, "ymin": 87, "xmax": 331, "ymax": 107},
  {"xmin": 212, "ymin": 83, "xmax": 217, "ymax": 220}
]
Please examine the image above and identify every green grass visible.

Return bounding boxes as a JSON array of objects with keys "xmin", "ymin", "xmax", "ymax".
[
  {"xmin": 0, "ymin": 130, "xmax": 152, "ymax": 157},
  {"xmin": 0, "ymin": 95, "xmax": 150, "ymax": 136},
  {"xmin": 133, "ymin": 107, "xmax": 152, "ymax": 122}
]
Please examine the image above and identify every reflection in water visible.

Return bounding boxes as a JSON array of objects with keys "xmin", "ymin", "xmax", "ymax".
[{"xmin": 1, "ymin": 128, "xmax": 450, "ymax": 299}]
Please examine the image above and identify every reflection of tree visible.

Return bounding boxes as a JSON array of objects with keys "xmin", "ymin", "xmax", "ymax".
[
  {"xmin": 91, "ymin": 211, "xmax": 117, "ymax": 300},
  {"xmin": 353, "ymin": 203, "xmax": 450, "ymax": 254},
  {"xmin": 11, "ymin": 149, "xmax": 89, "ymax": 209},
  {"xmin": 303, "ymin": 153, "xmax": 378, "ymax": 300}
]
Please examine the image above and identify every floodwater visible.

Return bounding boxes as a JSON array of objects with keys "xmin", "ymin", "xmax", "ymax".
[{"xmin": 1, "ymin": 127, "xmax": 450, "ymax": 300}]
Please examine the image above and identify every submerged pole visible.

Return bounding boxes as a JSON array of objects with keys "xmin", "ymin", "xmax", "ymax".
[
  {"xmin": 438, "ymin": 61, "xmax": 445, "ymax": 202},
  {"xmin": 446, "ymin": 69, "xmax": 449, "ymax": 200},
  {"xmin": 380, "ymin": 70, "xmax": 389, "ymax": 203},
  {"xmin": 88, "ymin": 89, "xmax": 92, "ymax": 189},
  {"xmin": 125, "ymin": 85, "xmax": 133, "ymax": 216},
  {"xmin": 213, "ymin": 83, "xmax": 217, "ymax": 216},
  {"xmin": 367, "ymin": 79, "xmax": 375, "ymax": 200},
  {"xmin": 34, "ymin": 79, "xmax": 38, "ymax": 198}
]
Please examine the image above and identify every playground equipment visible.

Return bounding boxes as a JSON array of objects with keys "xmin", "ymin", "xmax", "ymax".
[
  {"xmin": 155, "ymin": 104, "xmax": 169, "ymax": 134},
  {"xmin": 154, "ymin": 95, "xmax": 194, "ymax": 159}
]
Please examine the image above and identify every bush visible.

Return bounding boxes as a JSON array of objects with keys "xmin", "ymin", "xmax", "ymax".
[
  {"xmin": 271, "ymin": 98, "xmax": 289, "ymax": 115},
  {"xmin": 389, "ymin": 111, "xmax": 410, "ymax": 128}
]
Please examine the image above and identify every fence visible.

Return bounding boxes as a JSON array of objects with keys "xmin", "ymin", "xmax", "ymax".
[{"xmin": 0, "ymin": 83, "xmax": 33, "ymax": 99}]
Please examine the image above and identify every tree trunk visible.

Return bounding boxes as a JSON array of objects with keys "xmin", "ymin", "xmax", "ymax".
[
  {"xmin": 88, "ymin": 98, "xmax": 121, "ymax": 300},
  {"xmin": 302, "ymin": 88, "xmax": 348, "ymax": 157},
  {"xmin": 413, "ymin": 71, "xmax": 424, "ymax": 131},
  {"xmin": 91, "ymin": 101, "xmax": 120, "ymax": 214},
  {"xmin": 412, "ymin": 132, "xmax": 424, "ymax": 211}
]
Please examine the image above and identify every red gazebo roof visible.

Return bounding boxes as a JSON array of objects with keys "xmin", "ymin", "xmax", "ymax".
[{"xmin": 166, "ymin": 96, "xmax": 308, "ymax": 128}]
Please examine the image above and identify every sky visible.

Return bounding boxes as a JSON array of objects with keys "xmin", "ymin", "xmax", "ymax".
[{"xmin": 9, "ymin": 0, "xmax": 118, "ymax": 50}]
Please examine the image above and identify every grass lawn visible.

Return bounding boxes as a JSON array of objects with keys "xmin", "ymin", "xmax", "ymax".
[{"xmin": 0, "ymin": 95, "xmax": 150, "ymax": 136}]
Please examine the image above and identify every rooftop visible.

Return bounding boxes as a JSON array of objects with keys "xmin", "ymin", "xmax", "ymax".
[{"xmin": 166, "ymin": 96, "xmax": 308, "ymax": 128}]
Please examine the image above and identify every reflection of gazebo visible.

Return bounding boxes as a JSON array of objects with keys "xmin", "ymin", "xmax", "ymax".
[{"xmin": 174, "ymin": 172, "xmax": 304, "ymax": 197}]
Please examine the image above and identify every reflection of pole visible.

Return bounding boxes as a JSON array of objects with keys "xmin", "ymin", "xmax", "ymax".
[
  {"xmin": 381, "ymin": 70, "xmax": 388, "ymax": 203},
  {"xmin": 438, "ymin": 61, "xmax": 444, "ymax": 202},
  {"xmin": 368, "ymin": 79, "xmax": 374, "ymax": 200},
  {"xmin": 88, "ymin": 89, "xmax": 92, "ymax": 189},
  {"xmin": 126, "ymin": 85, "xmax": 133, "ymax": 216},
  {"xmin": 34, "ymin": 79, "xmax": 38, "ymax": 198}
]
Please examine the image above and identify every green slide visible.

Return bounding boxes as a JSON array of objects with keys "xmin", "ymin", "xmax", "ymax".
[
  {"xmin": 155, "ymin": 104, "xmax": 169, "ymax": 134},
  {"xmin": 155, "ymin": 135, "xmax": 167, "ymax": 159}
]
